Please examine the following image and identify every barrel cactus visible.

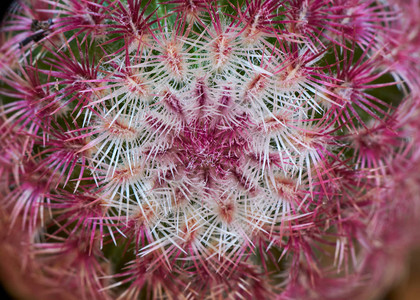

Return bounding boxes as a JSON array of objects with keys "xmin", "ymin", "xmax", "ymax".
[{"xmin": 1, "ymin": 0, "xmax": 420, "ymax": 299}]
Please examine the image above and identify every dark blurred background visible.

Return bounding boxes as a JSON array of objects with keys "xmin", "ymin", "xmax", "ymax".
[
  {"xmin": 384, "ymin": 249, "xmax": 420, "ymax": 300},
  {"xmin": 0, "ymin": 0, "xmax": 16, "ymax": 296},
  {"xmin": 0, "ymin": 0, "xmax": 14, "ymax": 26}
]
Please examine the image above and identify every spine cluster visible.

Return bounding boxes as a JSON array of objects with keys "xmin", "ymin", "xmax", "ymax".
[{"xmin": 1, "ymin": 0, "xmax": 420, "ymax": 299}]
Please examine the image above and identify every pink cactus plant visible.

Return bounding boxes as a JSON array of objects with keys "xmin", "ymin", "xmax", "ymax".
[{"xmin": 1, "ymin": 0, "xmax": 420, "ymax": 299}]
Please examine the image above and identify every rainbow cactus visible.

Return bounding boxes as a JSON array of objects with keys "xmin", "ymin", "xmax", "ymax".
[{"xmin": 1, "ymin": 0, "xmax": 420, "ymax": 299}]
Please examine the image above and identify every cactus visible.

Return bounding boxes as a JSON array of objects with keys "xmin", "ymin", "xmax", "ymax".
[{"xmin": 1, "ymin": 0, "xmax": 420, "ymax": 299}]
